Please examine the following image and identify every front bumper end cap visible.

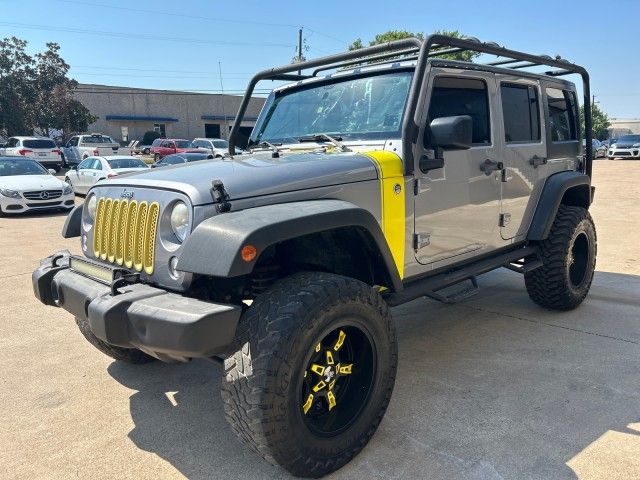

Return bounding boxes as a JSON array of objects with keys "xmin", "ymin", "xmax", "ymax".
[{"xmin": 33, "ymin": 251, "xmax": 243, "ymax": 360}]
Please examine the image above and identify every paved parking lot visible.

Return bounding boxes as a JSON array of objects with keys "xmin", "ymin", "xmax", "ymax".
[{"xmin": 1, "ymin": 161, "xmax": 639, "ymax": 479}]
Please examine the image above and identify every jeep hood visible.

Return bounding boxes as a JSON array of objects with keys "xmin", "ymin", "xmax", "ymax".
[{"xmin": 99, "ymin": 151, "xmax": 379, "ymax": 205}]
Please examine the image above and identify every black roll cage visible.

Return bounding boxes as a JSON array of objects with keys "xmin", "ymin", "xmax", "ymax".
[{"xmin": 229, "ymin": 35, "xmax": 592, "ymax": 178}]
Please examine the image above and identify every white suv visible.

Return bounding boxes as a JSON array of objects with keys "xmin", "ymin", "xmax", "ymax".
[
  {"xmin": 190, "ymin": 138, "xmax": 244, "ymax": 157},
  {"xmin": 0, "ymin": 137, "xmax": 63, "ymax": 171}
]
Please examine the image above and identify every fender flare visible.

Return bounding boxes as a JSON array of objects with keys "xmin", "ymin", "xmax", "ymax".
[
  {"xmin": 62, "ymin": 204, "xmax": 82, "ymax": 238},
  {"xmin": 527, "ymin": 171, "xmax": 592, "ymax": 241},
  {"xmin": 177, "ymin": 200, "xmax": 403, "ymax": 291}
]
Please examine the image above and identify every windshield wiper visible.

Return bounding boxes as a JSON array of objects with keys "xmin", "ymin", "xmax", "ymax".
[
  {"xmin": 252, "ymin": 140, "xmax": 282, "ymax": 157},
  {"xmin": 297, "ymin": 133, "xmax": 351, "ymax": 152}
]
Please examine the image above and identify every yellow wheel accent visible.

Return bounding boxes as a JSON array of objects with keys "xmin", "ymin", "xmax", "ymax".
[
  {"xmin": 327, "ymin": 391, "xmax": 336, "ymax": 411},
  {"xmin": 326, "ymin": 350, "xmax": 334, "ymax": 365},
  {"xmin": 310, "ymin": 364, "xmax": 325, "ymax": 376},
  {"xmin": 333, "ymin": 329, "xmax": 346, "ymax": 351},
  {"xmin": 339, "ymin": 364, "xmax": 353, "ymax": 375},
  {"xmin": 312, "ymin": 381, "xmax": 326, "ymax": 392},
  {"xmin": 303, "ymin": 393, "xmax": 314, "ymax": 414},
  {"xmin": 328, "ymin": 379, "xmax": 336, "ymax": 390},
  {"xmin": 315, "ymin": 343, "xmax": 321, "ymax": 352}
]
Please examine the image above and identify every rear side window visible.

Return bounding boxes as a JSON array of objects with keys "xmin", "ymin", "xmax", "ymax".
[
  {"xmin": 546, "ymin": 88, "xmax": 578, "ymax": 142},
  {"xmin": 501, "ymin": 84, "xmax": 540, "ymax": 143},
  {"xmin": 427, "ymin": 77, "xmax": 491, "ymax": 145}
]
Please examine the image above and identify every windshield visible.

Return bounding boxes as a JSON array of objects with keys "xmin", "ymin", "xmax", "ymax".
[
  {"xmin": 175, "ymin": 140, "xmax": 191, "ymax": 148},
  {"xmin": 162, "ymin": 155, "xmax": 185, "ymax": 165},
  {"xmin": 184, "ymin": 153, "xmax": 211, "ymax": 161},
  {"xmin": 107, "ymin": 158, "xmax": 147, "ymax": 169},
  {"xmin": 250, "ymin": 70, "xmax": 413, "ymax": 145},
  {"xmin": 82, "ymin": 135, "xmax": 115, "ymax": 144},
  {"xmin": 0, "ymin": 159, "xmax": 48, "ymax": 176},
  {"xmin": 618, "ymin": 135, "xmax": 640, "ymax": 143}
]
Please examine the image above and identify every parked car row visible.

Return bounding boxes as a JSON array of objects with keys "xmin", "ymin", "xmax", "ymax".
[{"xmin": 149, "ymin": 137, "xmax": 245, "ymax": 160}]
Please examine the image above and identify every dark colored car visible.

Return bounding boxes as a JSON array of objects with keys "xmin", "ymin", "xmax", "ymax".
[
  {"xmin": 150, "ymin": 139, "xmax": 196, "ymax": 161},
  {"xmin": 151, "ymin": 152, "xmax": 214, "ymax": 168}
]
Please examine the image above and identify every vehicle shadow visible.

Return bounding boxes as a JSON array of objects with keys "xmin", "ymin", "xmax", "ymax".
[{"xmin": 108, "ymin": 269, "xmax": 640, "ymax": 479}]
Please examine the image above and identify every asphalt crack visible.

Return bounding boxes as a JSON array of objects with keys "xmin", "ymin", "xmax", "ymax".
[{"xmin": 461, "ymin": 305, "xmax": 640, "ymax": 346}]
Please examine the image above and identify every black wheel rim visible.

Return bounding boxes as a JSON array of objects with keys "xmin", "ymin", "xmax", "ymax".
[
  {"xmin": 569, "ymin": 231, "xmax": 590, "ymax": 288},
  {"xmin": 299, "ymin": 324, "xmax": 376, "ymax": 437}
]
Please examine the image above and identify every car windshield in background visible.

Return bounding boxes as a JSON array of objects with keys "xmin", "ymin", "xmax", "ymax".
[
  {"xmin": 82, "ymin": 136, "xmax": 115, "ymax": 144},
  {"xmin": 175, "ymin": 140, "xmax": 191, "ymax": 148},
  {"xmin": 250, "ymin": 70, "xmax": 413, "ymax": 145},
  {"xmin": 0, "ymin": 159, "xmax": 48, "ymax": 176},
  {"xmin": 618, "ymin": 135, "xmax": 640, "ymax": 143},
  {"xmin": 107, "ymin": 158, "xmax": 147, "ymax": 169},
  {"xmin": 213, "ymin": 140, "xmax": 228, "ymax": 148},
  {"xmin": 23, "ymin": 139, "xmax": 56, "ymax": 149},
  {"xmin": 162, "ymin": 155, "xmax": 186, "ymax": 165}
]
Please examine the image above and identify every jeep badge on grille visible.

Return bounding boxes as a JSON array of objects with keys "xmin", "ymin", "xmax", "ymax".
[{"xmin": 120, "ymin": 189, "xmax": 134, "ymax": 199}]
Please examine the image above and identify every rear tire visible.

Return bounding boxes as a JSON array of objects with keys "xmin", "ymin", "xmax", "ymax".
[
  {"xmin": 525, "ymin": 205, "xmax": 597, "ymax": 310},
  {"xmin": 75, "ymin": 317, "xmax": 156, "ymax": 364},
  {"xmin": 221, "ymin": 272, "xmax": 397, "ymax": 477},
  {"xmin": 154, "ymin": 153, "xmax": 160, "ymax": 162}
]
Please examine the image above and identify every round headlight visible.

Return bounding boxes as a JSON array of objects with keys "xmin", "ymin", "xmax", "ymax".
[
  {"xmin": 86, "ymin": 195, "xmax": 97, "ymax": 221},
  {"xmin": 170, "ymin": 201, "xmax": 189, "ymax": 242}
]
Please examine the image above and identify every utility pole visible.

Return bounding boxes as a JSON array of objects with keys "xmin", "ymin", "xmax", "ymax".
[
  {"xmin": 219, "ymin": 61, "xmax": 229, "ymax": 138},
  {"xmin": 298, "ymin": 27, "xmax": 303, "ymax": 75}
]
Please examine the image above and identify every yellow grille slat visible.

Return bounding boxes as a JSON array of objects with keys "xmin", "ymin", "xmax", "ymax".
[{"xmin": 92, "ymin": 197, "xmax": 159, "ymax": 274}]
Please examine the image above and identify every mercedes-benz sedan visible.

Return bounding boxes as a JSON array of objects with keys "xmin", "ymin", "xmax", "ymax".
[{"xmin": 0, "ymin": 157, "xmax": 74, "ymax": 215}]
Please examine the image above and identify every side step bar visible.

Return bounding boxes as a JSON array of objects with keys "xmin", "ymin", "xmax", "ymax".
[{"xmin": 384, "ymin": 246, "xmax": 540, "ymax": 307}]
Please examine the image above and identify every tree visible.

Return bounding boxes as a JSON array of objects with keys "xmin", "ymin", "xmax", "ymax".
[
  {"xmin": 348, "ymin": 30, "xmax": 480, "ymax": 62},
  {"xmin": 0, "ymin": 37, "xmax": 96, "ymax": 138},
  {"xmin": 580, "ymin": 103, "xmax": 611, "ymax": 141},
  {"xmin": 142, "ymin": 130, "xmax": 161, "ymax": 145}
]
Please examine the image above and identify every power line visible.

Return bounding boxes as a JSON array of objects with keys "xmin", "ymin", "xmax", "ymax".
[
  {"xmin": 54, "ymin": 0, "xmax": 300, "ymax": 29},
  {"xmin": 70, "ymin": 65, "xmax": 256, "ymax": 75},
  {"xmin": 0, "ymin": 21, "xmax": 294, "ymax": 48},
  {"xmin": 71, "ymin": 71, "xmax": 253, "ymax": 80}
]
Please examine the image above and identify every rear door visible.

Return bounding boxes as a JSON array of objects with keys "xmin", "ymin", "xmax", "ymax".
[
  {"xmin": 495, "ymin": 76, "xmax": 545, "ymax": 239},
  {"xmin": 413, "ymin": 70, "xmax": 503, "ymax": 266},
  {"xmin": 64, "ymin": 137, "xmax": 80, "ymax": 164}
]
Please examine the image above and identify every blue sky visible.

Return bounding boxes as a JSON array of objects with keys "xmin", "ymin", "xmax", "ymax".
[{"xmin": 1, "ymin": 0, "xmax": 639, "ymax": 117}]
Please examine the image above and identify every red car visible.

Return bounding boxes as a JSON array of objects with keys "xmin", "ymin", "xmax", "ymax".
[{"xmin": 150, "ymin": 139, "xmax": 195, "ymax": 161}]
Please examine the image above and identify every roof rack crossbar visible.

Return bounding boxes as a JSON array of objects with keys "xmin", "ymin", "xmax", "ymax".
[
  {"xmin": 312, "ymin": 47, "xmax": 420, "ymax": 76},
  {"xmin": 486, "ymin": 58, "xmax": 521, "ymax": 66},
  {"xmin": 544, "ymin": 69, "xmax": 573, "ymax": 77},
  {"xmin": 510, "ymin": 62, "xmax": 542, "ymax": 69}
]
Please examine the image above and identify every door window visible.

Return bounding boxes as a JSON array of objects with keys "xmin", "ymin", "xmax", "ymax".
[
  {"xmin": 426, "ymin": 77, "xmax": 491, "ymax": 145},
  {"xmin": 153, "ymin": 123, "xmax": 166, "ymax": 137},
  {"xmin": 501, "ymin": 83, "xmax": 541, "ymax": 143},
  {"xmin": 78, "ymin": 158, "xmax": 92, "ymax": 169},
  {"xmin": 546, "ymin": 88, "xmax": 578, "ymax": 142},
  {"xmin": 89, "ymin": 158, "xmax": 103, "ymax": 170},
  {"xmin": 7, "ymin": 138, "xmax": 19, "ymax": 148}
]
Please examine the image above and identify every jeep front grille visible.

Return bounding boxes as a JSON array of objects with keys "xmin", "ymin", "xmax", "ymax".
[{"xmin": 93, "ymin": 198, "xmax": 160, "ymax": 274}]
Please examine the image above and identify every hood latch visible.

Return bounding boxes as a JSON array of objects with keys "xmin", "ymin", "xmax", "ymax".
[{"xmin": 211, "ymin": 179, "xmax": 231, "ymax": 213}]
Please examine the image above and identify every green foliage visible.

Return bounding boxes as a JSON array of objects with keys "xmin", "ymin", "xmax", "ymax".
[
  {"xmin": 142, "ymin": 130, "xmax": 161, "ymax": 145},
  {"xmin": 348, "ymin": 30, "xmax": 479, "ymax": 62},
  {"xmin": 0, "ymin": 37, "xmax": 97, "ymax": 137},
  {"xmin": 580, "ymin": 103, "xmax": 611, "ymax": 141}
]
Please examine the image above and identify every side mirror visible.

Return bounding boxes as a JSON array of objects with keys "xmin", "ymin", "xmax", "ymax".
[
  {"xmin": 48, "ymin": 169, "xmax": 57, "ymax": 175},
  {"xmin": 430, "ymin": 115, "xmax": 473, "ymax": 150}
]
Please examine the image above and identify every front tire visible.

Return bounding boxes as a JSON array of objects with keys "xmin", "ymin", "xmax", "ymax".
[
  {"xmin": 221, "ymin": 272, "xmax": 397, "ymax": 478},
  {"xmin": 525, "ymin": 205, "xmax": 597, "ymax": 310},
  {"xmin": 75, "ymin": 317, "xmax": 156, "ymax": 364}
]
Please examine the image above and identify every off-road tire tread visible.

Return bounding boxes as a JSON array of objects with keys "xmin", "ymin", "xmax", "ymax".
[
  {"xmin": 525, "ymin": 205, "xmax": 596, "ymax": 310},
  {"xmin": 74, "ymin": 317, "xmax": 155, "ymax": 364},
  {"xmin": 221, "ymin": 272, "xmax": 397, "ymax": 478}
]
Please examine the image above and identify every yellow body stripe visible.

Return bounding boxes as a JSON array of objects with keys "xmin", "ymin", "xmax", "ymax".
[{"xmin": 363, "ymin": 151, "xmax": 406, "ymax": 279}]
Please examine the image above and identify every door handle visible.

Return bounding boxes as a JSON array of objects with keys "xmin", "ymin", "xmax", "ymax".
[
  {"xmin": 529, "ymin": 155, "xmax": 547, "ymax": 167},
  {"xmin": 480, "ymin": 159, "xmax": 503, "ymax": 175}
]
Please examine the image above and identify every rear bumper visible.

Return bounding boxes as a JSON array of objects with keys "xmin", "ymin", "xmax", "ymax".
[{"xmin": 32, "ymin": 251, "xmax": 243, "ymax": 361}]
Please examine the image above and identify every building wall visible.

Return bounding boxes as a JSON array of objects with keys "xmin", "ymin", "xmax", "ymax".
[
  {"xmin": 609, "ymin": 118, "xmax": 640, "ymax": 137},
  {"xmin": 73, "ymin": 84, "xmax": 265, "ymax": 144}
]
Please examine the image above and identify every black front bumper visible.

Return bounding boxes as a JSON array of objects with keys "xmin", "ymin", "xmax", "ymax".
[{"xmin": 32, "ymin": 252, "xmax": 243, "ymax": 361}]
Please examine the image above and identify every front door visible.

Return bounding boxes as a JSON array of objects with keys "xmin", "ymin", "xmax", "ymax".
[
  {"xmin": 495, "ymin": 76, "xmax": 545, "ymax": 239},
  {"xmin": 413, "ymin": 70, "xmax": 503, "ymax": 266}
]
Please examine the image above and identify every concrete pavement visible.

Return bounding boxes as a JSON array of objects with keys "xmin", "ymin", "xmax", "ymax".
[{"xmin": 0, "ymin": 161, "xmax": 638, "ymax": 479}]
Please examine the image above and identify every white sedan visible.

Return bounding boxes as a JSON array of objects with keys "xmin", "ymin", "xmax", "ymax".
[
  {"xmin": 0, "ymin": 157, "xmax": 75, "ymax": 215},
  {"xmin": 65, "ymin": 156, "xmax": 149, "ymax": 195}
]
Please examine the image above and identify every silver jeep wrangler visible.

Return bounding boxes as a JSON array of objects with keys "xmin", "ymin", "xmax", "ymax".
[{"xmin": 33, "ymin": 35, "xmax": 597, "ymax": 478}]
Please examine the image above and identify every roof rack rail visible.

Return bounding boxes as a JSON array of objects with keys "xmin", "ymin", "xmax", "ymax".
[{"xmin": 229, "ymin": 34, "xmax": 592, "ymax": 177}]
